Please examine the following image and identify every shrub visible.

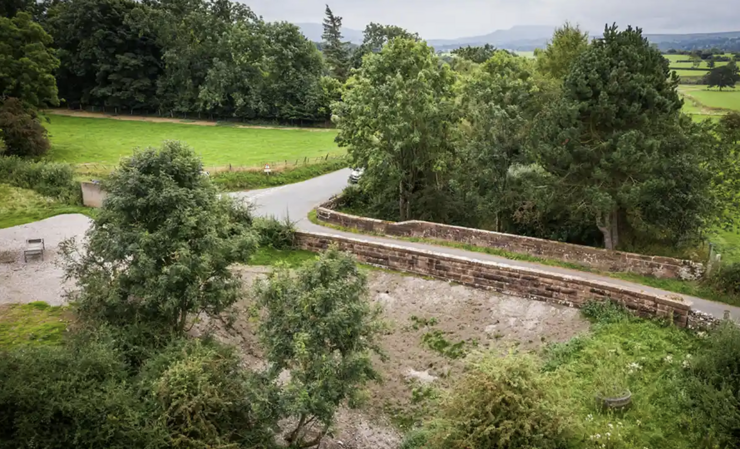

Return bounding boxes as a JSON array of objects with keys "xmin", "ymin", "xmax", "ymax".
[
  {"xmin": 681, "ymin": 321, "xmax": 740, "ymax": 447},
  {"xmin": 424, "ymin": 353, "xmax": 572, "ymax": 449},
  {"xmin": 0, "ymin": 155, "xmax": 79, "ymax": 202},
  {"xmin": 252, "ymin": 216, "xmax": 296, "ymax": 249},
  {"xmin": 138, "ymin": 338, "xmax": 280, "ymax": 449},
  {"xmin": 0, "ymin": 339, "xmax": 163, "ymax": 448},
  {"xmin": 707, "ymin": 263, "xmax": 740, "ymax": 297},
  {"xmin": 0, "ymin": 98, "xmax": 50, "ymax": 157}
]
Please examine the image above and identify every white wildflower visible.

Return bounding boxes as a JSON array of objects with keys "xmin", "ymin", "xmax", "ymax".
[{"xmin": 664, "ymin": 355, "xmax": 673, "ymax": 363}]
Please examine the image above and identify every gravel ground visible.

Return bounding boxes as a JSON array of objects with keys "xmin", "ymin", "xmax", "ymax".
[{"xmin": 0, "ymin": 214, "xmax": 91, "ymax": 306}]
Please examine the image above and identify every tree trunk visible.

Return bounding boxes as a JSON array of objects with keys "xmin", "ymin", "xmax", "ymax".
[{"xmin": 597, "ymin": 209, "xmax": 619, "ymax": 250}]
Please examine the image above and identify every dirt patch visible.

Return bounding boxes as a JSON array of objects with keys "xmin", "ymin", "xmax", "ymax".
[
  {"xmin": 197, "ymin": 265, "xmax": 590, "ymax": 448},
  {"xmin": 45, "ymin": 109, "xmax": 335, "ymax": 132}
]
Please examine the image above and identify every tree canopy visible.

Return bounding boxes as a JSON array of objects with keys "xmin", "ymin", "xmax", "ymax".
[
  {"xmin": 321, "ymin": 4, "xmax": 350, "ymax": 82},
  {"xmin": 704, "ymin": 62, "xmax": 740, "ymax": 91},
  {"xmin": 534, "ymin": 22, "xmax": 590, "ymax": 79},
  {"xmin": 334, "ymin": 38, "xmax": 457, "ymax": 221},
  {"xmin": 0, "ymin": 12, "xmax": 59, "ymax": 108}
]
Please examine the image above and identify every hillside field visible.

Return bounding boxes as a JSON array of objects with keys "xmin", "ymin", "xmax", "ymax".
[{"xmin": 44, "ymin": 114, "xmax": 342, "ymax": 169}]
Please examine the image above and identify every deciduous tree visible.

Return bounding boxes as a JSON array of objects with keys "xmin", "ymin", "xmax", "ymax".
[
  {"xmin": 0, "ymin": 97, "xmax": 50, "ymax": 157},
  {"xmin": 255, "ymin": 247, "xmax": 383, "ymax": 448},
  {"xmin": 534, "ymin": 22, "xmax": 589, "ymax": 79},
  {"xmin": 61, "ymin": 141, "xmax": 258, "ymax": 333},
  {"xmin": 351, "ymin": 22, "xmax": 418, "ymax": 68},
  {"xmin": 0, "ymin": 12, "xmax": 59, "ymax": 108},
  {"xmin": 704, "ymin": 62, "xmax": 740, "ymax": 91},
  {"xmin": 334, "ymin": 38, "xmax": 457, "ymax": 221}
]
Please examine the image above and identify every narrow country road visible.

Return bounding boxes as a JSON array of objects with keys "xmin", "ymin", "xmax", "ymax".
[{"xmin": 232, "ymin": 169, "xmax": 740, "ymax": 322}]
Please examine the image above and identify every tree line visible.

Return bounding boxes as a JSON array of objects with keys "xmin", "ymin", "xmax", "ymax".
[{"xmin": 335, "ymin": 23, "xmax": 740, "ymax": 253}]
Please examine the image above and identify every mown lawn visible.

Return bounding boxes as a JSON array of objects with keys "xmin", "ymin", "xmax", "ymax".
[
  {"xmin": 0, "ymin": 184, "xmax": 95, "ymax": 229},
  {"xmin": 0, "ymin": 302, "xmax": 69, "ymax": 349},
  {"xmin": 44, "ymin": 114, "xmax": 342, "ymax": 168}
]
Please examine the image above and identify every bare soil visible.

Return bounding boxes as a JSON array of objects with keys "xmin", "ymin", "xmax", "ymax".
[
  {"xmin": 45, "ymin": 109, "xmax": 334, "ymax": 132},
  {"xmin": 195, "ymin": 265, "xmax": 591, "ymax": 449}
]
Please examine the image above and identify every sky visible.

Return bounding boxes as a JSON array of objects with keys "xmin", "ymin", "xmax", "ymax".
[{"xmin": 243, "ymin": 0, "xmax": 740, "ymax": 39}]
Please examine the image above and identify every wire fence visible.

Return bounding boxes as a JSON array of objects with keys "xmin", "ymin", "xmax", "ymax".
[{"xmin": 75, "ymin": 153, "xmax": 347, "ymax": 177}]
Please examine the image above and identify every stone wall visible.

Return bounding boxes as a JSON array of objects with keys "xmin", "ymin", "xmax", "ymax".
[
  {"xmin": 80, "ymin": 181, "xmax": 107, "ymax": 208},
  {"xmin": 316, "ymin": 204, "xmax": 704, "ymax": 281},
  {"xmin": 295, "ymin": 231, "xmax": 692, "ymax": 326}
]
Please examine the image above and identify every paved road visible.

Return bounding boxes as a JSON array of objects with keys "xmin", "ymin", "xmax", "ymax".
[{"xmin": 233, "ymin": 169, "xmax": 740, "ymax": 322}]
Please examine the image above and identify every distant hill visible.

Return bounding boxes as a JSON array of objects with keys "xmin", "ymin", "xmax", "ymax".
[
  {"xmin": 296, "ymin": 23, "xmax": 364, "ymax": 44},
  {"xmin": 296, "ymin": 22, "xmax": 740, "ymax": 53}
]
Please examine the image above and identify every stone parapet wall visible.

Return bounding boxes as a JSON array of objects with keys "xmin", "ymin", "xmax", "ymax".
[
  {"xmin": 295, "ymin": 232, "xmax": 691, "ymax": 326},
  {"xmin": 316, "ymin": 203, "xmax": 704, "ymax": 281},
  {"xmin": 80, "ymin": 181, "xmax": 107, "ymax": 208}
]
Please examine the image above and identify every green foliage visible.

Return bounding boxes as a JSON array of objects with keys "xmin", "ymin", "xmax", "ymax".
[
  {"xmin": 0, "ymin": 302, "xmax": 67, "ymax": 349},
  {"xmin": 535, "ymin": 22, "xmax": 590, "ymax": 79},
  {"xmin": 0, "ymin": 97, "xmax": 50, "ymax": 157},
  {"xmin": 421, "ymin": 330, "xmax": 471, "ymax": 359},
  {"xmin": 138, "ymin": 338, "xmax": 280, "ymax": 449},
  {"xmin": 580, "ymin": 300, "xmax": 634, "ymax": 325},
  {"xmin": 530, "ymin": 25, "xmax": 719, "ymax": 250},
  {"xmin": 351, "ymin": 22, "xmax": 419, "ymax": 68},
  {"xmin": 0, "ymin": 12, "xmax": 59, "ymax": 108},
  {"xmin": 210, "ymin": 158, "xmax": 348, "ymax": 191},
  {"xmin": 251, "ymin": 216, "xmax": 296, "ymax": 249},
  {"xmin": 0, "ymin": 333, "xmax": 279, "ymax": 449},
  {"xmin": 322, "ymin": 5, "xmax": 350, "ymax": 82},
  {"xmin": 0, "ymin": 155, "xmax": 79, "ymax": 202},
  {"xmin": 335, "ymin": 38, "xmax": 457, "ymax": 222},
  {"xmin": 45, "ymin": 0, "xmax": 162, "ymax": 111},
  {"xmin": 248, "ymin": 247, "xmax": 318, "ymax": 268},
  {"xmin": 706, "ymin": 263, "xmax": 740, "ymax": 297},
  {"xmin": 703, "ymin": 61, "xmax": 740, "ymax": 90},
  {"xmin": 255, "ymin": 247, "xmax": 384, "ymax": 447},
  {"xmin": 451, "ymin": 44, "xmax": 504, "ymax": 64},
  {"xmin": 61, "ymin": 141, "xmax": 258, "ymax": 333},
  {"xmin": 425, "ymin": 353, "xmax": 572, "ymax": 449},
  {"xmin": 0, "ymin": 183, "xmax": 93, "ymax": 228}
]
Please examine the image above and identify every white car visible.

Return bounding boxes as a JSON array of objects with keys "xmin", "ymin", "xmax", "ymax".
[{"xmin": 348, "ymin": 168, "xmax": 364, "ymax": 184}]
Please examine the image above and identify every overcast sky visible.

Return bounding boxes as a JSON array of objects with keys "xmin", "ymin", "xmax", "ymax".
[{"xmin": 243, "ymin": 0, "xmax": 740, "ymax": 38}]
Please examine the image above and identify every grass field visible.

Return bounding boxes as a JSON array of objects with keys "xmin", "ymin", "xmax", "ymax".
[
  {"xmin": 44, "ymin": 114, "xmax": 342, "ymax": 168},
  {"xmin": 679, "ymin": 84, "xmax": 739, "ymax": 121},
  {"xmin": 665, "ymin": 53, "xmax": 734, "ymax": 69},
  {"xmin": 0, "ymin": 184, "xmax": 94, "ymax": 229}
]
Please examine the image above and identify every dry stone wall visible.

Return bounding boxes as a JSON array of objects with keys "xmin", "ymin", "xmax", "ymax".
[
  {"xmin": 295, "ymin": 232, "xmax": 691, "ymax": 327},
  {"xmin": 316, "ymin": 204, "xmax": 704, "ymax": 281}
]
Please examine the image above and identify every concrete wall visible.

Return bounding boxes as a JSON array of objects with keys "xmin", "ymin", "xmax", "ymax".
[
  {"xmin": 80, "ymin": 182, "xmax": 107, "ymax": 208},
  {"xmin": 295, "ymin": 231, "xmax": 691, "ymax": 326},
  {"xmin": 316, "ymin": 204, "xmax": 705, "ymax": 281}
]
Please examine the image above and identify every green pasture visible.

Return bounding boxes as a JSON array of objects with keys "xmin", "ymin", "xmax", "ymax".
[
  {"xmin": 44, "ymin": 114, "xmax": 342, "ymax": 168},
  {"xmin": 665, "ymin": 53, "xmax": 734, "ymax": 69}
]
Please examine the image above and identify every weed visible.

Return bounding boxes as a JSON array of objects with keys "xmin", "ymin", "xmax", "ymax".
[
  {"xmin": 421, "ymin": 330, "xmax": 469, "ymax": 359},
  {"xmin": 409, "ymin": 316, "xmax": 439, "ymax": 330}
]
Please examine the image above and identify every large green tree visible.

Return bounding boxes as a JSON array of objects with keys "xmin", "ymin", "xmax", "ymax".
[
  {"xmin": 704, "ymin": 61, "xmax": 740, "ymax": 91},
  {"xmin": 529, "ymin": 25, "xmax": 717, "ymax": 250},
  {"xmin": 46, "ymin": 0, "xmax": 162, "ymax": 111},
  {"xmin": 351, "ymin": 22, "xmax": 418, "ymax": 68},
  {"xmin": 0, "ymin": 12, "xmax": 59, "ymax": 108},
  {"xmin": 534, "ymin": 22, "xmax": 590, "ymax": 79},
  {"xmin": 455, "ymin": 52, "xmax": 541, "ymax": 231},
  {"xmin": 321, "ymin": 4, "xmax": 350, "ymax": 82},
  {"xmin": 61, "ymin": 141, "xmax": 258, "ymax": 333},
  {"xmin": 334, "ymin": 38, "xmax": 457, "ymax": 221},
  {"xmin": 451, "ymin": 44, "xmax": 503, "ymax": 64}
]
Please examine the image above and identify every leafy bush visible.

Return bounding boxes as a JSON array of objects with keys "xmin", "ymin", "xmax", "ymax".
[
  {"xmin": 252, "ymin": 216, "xmax": 296, "ymax": 249},
  {"xmin": 681, "ymin": 321, "xmax": 740, "ymax": 447},
  {"xmin": 424, "ymin": 353, "xmax": 572, "ymax": 449},
  {"xmin": 0, "ymin": 98, "xmax": 50, "ymax": 157},
  {"xmin": 139, "ymin": 338, "xmax": 280, "ymax": 449},
  {"xmin": 707, "ymin": 263, "xmax": 740, "ymax": 297},
  {"xmin": 0, "ymin": 333, "xmax": 280, "ymax": 449},
  {"xmin": 580, "ymin": 299, "xmax": 634, "ymax": 324},
  {"xmin": 0, "ymin": 155, "xmax": 80, "ymax": 202},
  {"xmin": 0, "ymin": 339, "xmax": 161, "ymax": 448}
]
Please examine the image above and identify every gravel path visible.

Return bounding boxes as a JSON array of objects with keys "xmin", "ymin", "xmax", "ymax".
[{"xmin": 0, "ymin": 214, "xmax": 91, "ymax": 306}]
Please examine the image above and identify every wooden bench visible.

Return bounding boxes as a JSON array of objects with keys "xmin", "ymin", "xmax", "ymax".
[{"xmin": 24, "ymin": 238, "xmax": 45, "ymax": 262}]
